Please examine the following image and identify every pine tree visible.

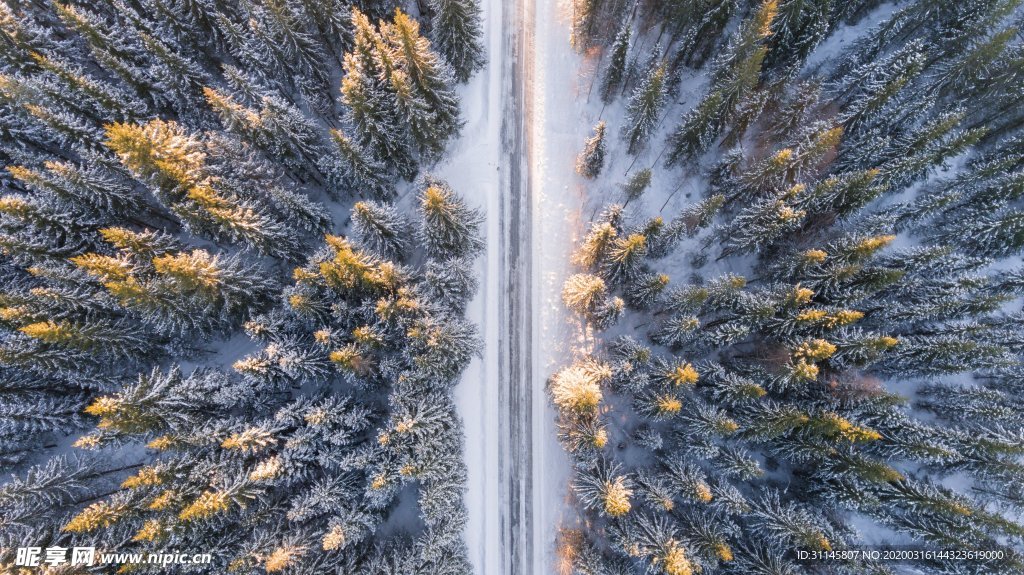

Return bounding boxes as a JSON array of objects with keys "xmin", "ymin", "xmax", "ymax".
[
  {"xmin": 29, "ymin": 52, "xmax": 147, "ymax": 122},
  {"xmin": 384, "ymin": 10, "xmax": 462, "ymax": 159},
  {"xmin": 610, "ymin": 511, "xmax": 695, "ymax": 575},
  {"xmin": 176, "ymin": 183, "xmax": 305, "ymax": 258},
  {"xmin": 576, "ymin": 121, "xmax": 607, "ymax": 179},
  {"xmin": 428, "ymin": 0, "xmax": 485, "ymax": 82},
  {"xmin": 625, "ymin": 273, "xmax": 669, "ymax": 309},
  {"xmin": 101, "ymin": 118, "xmax": 206, "ymax": 202},
  {"xmin": 602, "ymin": 233, "xmax": 648, "ymax": 285},
  {"xmin": 351, "ymin": 201, "xmax": 412, "ymax": 261},
  {"xmin": 710, "ymin": 0, "xmax": 776, "ymax": 113},
  {"xmin": 51, "ymin": 2, "xmax": 157, "ymax": 102},
  {"xmin": 622, "ymin": 168, "xmax": 652, "ymax": 203},
  {"xmin": 78, "ymin": 366, "xmax": 233, "ymax": 443},
  {"xmin": 424, "ymin": 257, "xmax": 479, "ymax": 314},
  {"xmin": 837, "ymin": 39, "xmax": 927, "ymax": 132},
  {"xmin": 665, "ymin": 91, "xmax": 725, "ymax": 166},
  {"xmin": 0, "ymin": 5, "xmax": 56, "ymax": 74},
  {"xmin": 104, "ymin": 119, "xmax": 307, "ymax": 258},
  {"xmin": 748, "ymin": 491, "xmax": 833, "ymax": 551},
  {"xmin": 600, "ymin": 22, "xmax": 631, "ymax": 104},
  {"xmin": 72, "ymin": 237, "xmax": 274, "ymax": 336},
  {"xmin": 720, "ymin": 185, "xmax": 807, "ymax": 257},
  {"xmin": 8, "ymin": 157, "xmax": 145, "ymax": 221},
  {"xmin": 328, "ymin": 128, "xmax": 393, "ymax": 198},
  {"xmin": 571, "ymin": 0, "xmax": 601, "ymax": 50},
  {"xmin": 551, "ymin": 358, "xmax": 611, "ymax": 414},
  {"xmin": 204, "ymin": 87, "xmax": 324, "ymax": 175},
  {"xmin": 418, "ymin": 177, "xmax": 484, "ymax": 259},
  {"xmin": 622, "ymin": 59, "xmax": 668, "ymax": 155},
  {"xmin": 563, "ymin": 273, "xmax": 609, "ymax": 316},
  {"xmin": 574, "ymin": 460, "xmax": 633, "ymax": 518},
  {"xmin": 18, "ymin": 317, "xmax": 152, "ymax": 360},
  {"xmin": 573, "ymin": 206, "xmax": 622, "ymax": 270},
  {"xmin": 806, "ymin": 169, "xmax": 887, "ymax": 219},
  {"xmin": 767, "ymin": 0, "xmax": 834, "ymax": 68},
  {"xmin": 931, "ymin": 26, "xmax": 1016, "ymax": 98},
  {"xmin": 341, "ymin": 9, "xmax": 416, "ymax": 179},
  {"xmin": 944, "ymin": 210, "xmax": 1024, "ymax": 258}
]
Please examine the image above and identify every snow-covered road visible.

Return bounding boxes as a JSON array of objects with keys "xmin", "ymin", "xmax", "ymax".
[
  {"xmin": 503, "ymin": 0, "xmax": 533, "ymax": 571},
  {"xmin": 443, "ymin": 0, "xmax": 585, "ymax": 571}
]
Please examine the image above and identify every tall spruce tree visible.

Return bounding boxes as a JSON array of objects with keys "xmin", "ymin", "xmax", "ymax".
[
  {"xmin": 577, "ymin": 121, "xmax": 608, "ymax": 179},
  {"xmin": 428, "ymin": 0, "xmax": 486, "ymax": 82},
  {"xmin": 622, "ymin": 59, "xmax": 668, "ymax": 155}
]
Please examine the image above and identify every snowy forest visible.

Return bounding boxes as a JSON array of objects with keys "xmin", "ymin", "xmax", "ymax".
[
  {"xmin": 0, "ymin": 0, "xmax": 486, "ymax": 573},
  {"xmin": 555, "ymin": 1, "xmax": 1024, "ymax": 575},
  {"xmin": 3, "ymin": 0, "xmax": 1024, "ymax": 573}
]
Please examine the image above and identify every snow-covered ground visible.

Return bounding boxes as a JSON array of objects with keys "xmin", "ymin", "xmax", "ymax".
[
  {"xmin": 435, "ymin": 0, "xmax": 503, "ymax": 570},
  {"xmin": 529, "ymin": 0, "xmax": 587, "ymax": 572}
]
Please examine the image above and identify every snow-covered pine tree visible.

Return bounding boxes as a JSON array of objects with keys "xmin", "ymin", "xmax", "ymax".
[
  {"xmin": 622, "ymin": 57, "xmax": 668, "ymax": 155},
  {"xmin": 428, "ymin": 0, "xmax": 486, "ymax": 82},
  {"xmin": 351, "ymin": 200, "xmax": 412, "ymax": 261},
  {"xmin": 418, "ymin": 177, "xmax": 484, "ymax": 259},
  {"xmin": 600, "ymin": 21, "xmax": 631, "ymax": 104},
  {"xmin": 342, "ymin": 9, "xmax": 417, "ymax": 179},
  {"xmin": 384, "ymin": 10, "xmax": 463, "ymax": 160},
  {"xmin": 576, "ymin": 121, "xmax": 607, "ymax": 179}
]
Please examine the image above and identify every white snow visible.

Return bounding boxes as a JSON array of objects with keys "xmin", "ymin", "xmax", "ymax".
[
  {"xmin": 435, "ymin": 0, "xmax": 503, "ymax": 571},
  {"xmin": 803, "ymin": 2, "xmax": 898, "ymax": 74},
  {"xmin": 530, "ymin": 0, "xmax": 594, "ymax": 571}
]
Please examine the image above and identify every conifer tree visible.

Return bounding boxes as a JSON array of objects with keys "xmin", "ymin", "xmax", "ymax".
[
  {"xmin": 563, "ymin": 273, "xmax": 609, "ymax": 317},
  {"xmin": 602, "ymin": 233, "xmax": 648, "ymax": 285},
  {"xmin": 665, "ymin": 91, "xmax": 725, "ymax": 165},
  {"xmin": 418, "ymin": 177, "xmax": 484, "ymax": 259},
  {"xmin": 384, "ymin": 10, "xmax": 462, "ymax": 159},
  {"xmin": 625, "ymin": 273, "xmax": 669, "ymax": 309},
  {"xmin": 622, "ymin": 59, "xmax": 668, "ymax": 155},
  {"xmin": 341, "ymin": 9, "xmax": 416, "ymax": 179},
  {"xmin": 710, "ymin": 0, "xmax": 776, "ymax": 112},
  {"xmin": 837, "ymin": 39, "xmax": 927, "ymax": 131},
  {"xmin": 576, "ymin": 121, "xmax": 607, "ymax": 179},
  {"xmin": 328, "ymin": 128, "xmax": 393, "ymax": 198},
  {"xmin": 351, "ymin": 201, "xmax": 412, "ymax": 261},
  {"xmin": 424, "ymin": 257, "xmax": 479, "ymax": 314},
  {"xmin": 720, "ymin": 184, "xmax": 807, "ymax": 257},
  {"xmin": 571, "ymin": 0, "xmax": 602, "ymax": 49},
  {"xmin": 622, "ymin": 168, "xmax": 652, "ymax": 204},
  {"xmin": 574, "ymin": 460, "xmax": 633, "ymax": 518},
  {"xmin": 767, "ymin": 0, "xmax": 834, "ymax": 68},
  {"xmin": 428, "ymin": 0, "xmax": 485, "ymax": 82},
  {"xmin": 551, "ymin": 358, "xmax": 611, "ymax": 414},
  {"xmin": 600, "ymin": 22, "xmax": 631, "ymax": 104}
]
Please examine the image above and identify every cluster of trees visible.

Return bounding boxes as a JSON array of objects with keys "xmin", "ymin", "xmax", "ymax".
[
  {"xmin": 0, "ymin": 0, "xmax": 484, "ymax": 573},
  {"xmin": 558, "ymin": 1, "xmax": 1024, "ymax": 574}
]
